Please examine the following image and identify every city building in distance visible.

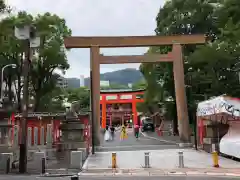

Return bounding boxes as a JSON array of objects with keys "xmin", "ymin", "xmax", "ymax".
[
  {"xmin": 57, "ymin": 76, "xmax": 68, "ymax": 89},
  {"xmin": 100, "ymin": 80, "xmax": 110, "ymax": 87},
  {"xmin": 80, "ymin": 75, "xmax": 85, "ymax": 87}
]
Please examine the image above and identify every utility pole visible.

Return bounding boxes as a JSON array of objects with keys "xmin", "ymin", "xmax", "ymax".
[{"xmin": 19, "ymin": 38, "xmax": 31, "ymax": 173}]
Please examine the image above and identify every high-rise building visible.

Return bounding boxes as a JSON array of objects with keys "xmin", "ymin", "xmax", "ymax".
[
  {"xmin": 80, "ymin": 75, "xmax": 85, "ymax": 87},
  {"xmin": 128, "ymin": 83, "xmax": 132, "ymax": 88},
  {"xmin": 57, "ymin": 76, "xmax": 68, "ymax": 89}
]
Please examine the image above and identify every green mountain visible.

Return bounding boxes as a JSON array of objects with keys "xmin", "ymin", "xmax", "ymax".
[{"xmin": 67, "ymin": 68, "xmax": 143, "ymax": 88}]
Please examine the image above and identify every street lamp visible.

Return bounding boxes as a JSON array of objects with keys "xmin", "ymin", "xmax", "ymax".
[
  {"xmin": 15, "ymin": 25, "xmax": 40, "ymax": 173},
  {"xmin": 0, "ymin": 64, "xmax": 17, "ymax": 103}
]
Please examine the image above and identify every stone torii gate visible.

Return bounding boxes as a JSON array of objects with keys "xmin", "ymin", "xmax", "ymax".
[{"xmin": 64, "ymin": 35, "xmax": 205, "ymax": 145}]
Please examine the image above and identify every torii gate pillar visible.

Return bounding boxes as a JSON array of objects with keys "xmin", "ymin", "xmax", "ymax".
[
  {"xmin": 173, "ymin": 44, "xmax": 190, "ymax": 142},
  {"xmin": 90, "ymin": 46, "xmax": 101, "ymax": 146}
]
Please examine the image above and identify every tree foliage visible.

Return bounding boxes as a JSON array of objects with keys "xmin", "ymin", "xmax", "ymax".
[
  {"xmin": 0, "ymin": 11, "xmax": 71, "ymax": 111},
  {"xmin": 0, "ymin": 0, "xmax": 10, "ymax": 14},
  {"xmin": 141, "ymin": 0, "xmax": 240, "ymax": 133}
]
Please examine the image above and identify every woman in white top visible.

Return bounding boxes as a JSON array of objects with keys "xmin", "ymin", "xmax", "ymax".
[{"xmin": 104, "ymin": 126, "xmax": 112, "ymax": 141}]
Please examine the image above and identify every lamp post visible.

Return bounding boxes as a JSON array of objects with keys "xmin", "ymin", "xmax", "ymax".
[
  {"xmin": 15, "ymin": 25, "xmax": 40, "ymax": 173},
  {"xmin": 0, "ymin": 64, "xmax": 17, "ymax": 104}
]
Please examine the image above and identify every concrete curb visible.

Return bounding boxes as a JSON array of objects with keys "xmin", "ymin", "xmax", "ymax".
[
  {"xmin": 40, "ymin": 173, "xmax": 76, "ymax": 177},
  {"xmin": 79, "ymin": 171, "xmax": 240, "ymax": 177},
  {"xmin": 79, "ymin": 168, "xmax": 240, "ymax": 177}
]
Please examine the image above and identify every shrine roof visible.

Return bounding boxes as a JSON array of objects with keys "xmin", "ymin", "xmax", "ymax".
[{"xmin": 100, "ymin": 89, "xmax": 145, "ymax": 94}]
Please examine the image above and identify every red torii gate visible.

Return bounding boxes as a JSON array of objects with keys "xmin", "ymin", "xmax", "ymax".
[{"xmin": 100, "ymin": 89, "xmax": 144, "ymax": 128}]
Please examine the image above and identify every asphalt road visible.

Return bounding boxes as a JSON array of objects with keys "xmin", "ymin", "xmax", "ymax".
[
  {"xmin": 0, "ymin": 175, "xmax": 238, "ymax": 180},
  {"xmin": 98, "ymin": 129, "xmax": 180, "ymax": 152}
]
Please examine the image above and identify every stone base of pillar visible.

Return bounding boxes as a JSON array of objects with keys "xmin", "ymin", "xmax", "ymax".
[
  {"xmin": 33, "ymin": 151, "xmax": 46, "ymax": 172},
  {"xmin": 70, "ymin": 151, "xmax": 83, "ymax": 169},
  {"xmin": 0, "ymin": 153, "xmax": 13, "ymax": 171}
]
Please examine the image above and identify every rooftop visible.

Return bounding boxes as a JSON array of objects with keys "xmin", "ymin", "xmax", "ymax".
[{"xmin": 100, "ymin": 89, "xmax": 145, "ymax": 94}]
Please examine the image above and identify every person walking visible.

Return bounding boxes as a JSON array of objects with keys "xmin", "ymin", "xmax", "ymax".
[
  {"xmin": 110, "ymin": 126, "xmax": 115, "ymax": 140},
  {"xmin": 104, "ymin": 126, "xmax": 112, "ymax": 141},
  {"xmin": 134, "ymin": 124, "xmax": 140, "ymax": 140},
  {"xmin": 120, "ymin": 124, "xmax": 127, "ymax": 140}
]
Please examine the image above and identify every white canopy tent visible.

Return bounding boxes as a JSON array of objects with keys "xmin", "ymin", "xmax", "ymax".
[{"xmin": 197, "ymin": 95, "xmax": 240, "ymax": 158}]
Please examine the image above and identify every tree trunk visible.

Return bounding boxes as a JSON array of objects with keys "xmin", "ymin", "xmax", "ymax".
[{"xmin": 34, "ymin": 92, "xmax": 41, "ymax": 112}]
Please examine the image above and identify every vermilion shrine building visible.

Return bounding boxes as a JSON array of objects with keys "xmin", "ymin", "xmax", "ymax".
[
  {"xmin": 100, "ymin": 89, "xmax": 144, "ymax": 128},
  {"xmin": 0, "ymin": 112, "xmax": 90, "ymax": 149}
]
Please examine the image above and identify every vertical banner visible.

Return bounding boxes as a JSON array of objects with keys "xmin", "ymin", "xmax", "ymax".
[{"xmin": 14, "ymin": 125, "xmax": 19, "ymax": 146}]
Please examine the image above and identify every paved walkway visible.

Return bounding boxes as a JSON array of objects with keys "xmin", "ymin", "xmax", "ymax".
[
  {"xmin": 141, "ymin": 131, "xmax": 181, "ymax": 144},
  {"xmin": 83, "ymin": 149, "xmax": 240, "ymax": 170},
  {"xmin": 98, "ymin": 128, "xmax": 179, "ymax": 152}
]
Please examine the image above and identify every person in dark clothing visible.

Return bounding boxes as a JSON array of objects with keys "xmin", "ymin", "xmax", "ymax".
[
  {"xmin": 110, "ymin": 126, "xmax": 115, "ymax": 139},
  {"xmin": 134, "ymin": 124, "xmax": 140, "ymax": 139}
]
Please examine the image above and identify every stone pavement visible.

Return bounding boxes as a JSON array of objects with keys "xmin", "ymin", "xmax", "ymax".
[
  {"xmin": 141, "ymin": 131, "xmax": 181, "ymax": 144},
  {"xmin": 98, "ymin": 128, "xmax": 179, "ymax": 152},
  {"xmin": 83, "ymin": 149, "xmax": 240, "ymax": 170}
]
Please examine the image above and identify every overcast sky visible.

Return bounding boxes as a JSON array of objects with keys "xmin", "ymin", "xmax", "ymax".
[{"xmin": 7, "ymin": 0, "xmax": 165, "ymax": 78}]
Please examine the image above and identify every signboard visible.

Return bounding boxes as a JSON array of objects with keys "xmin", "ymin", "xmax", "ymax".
[
  {"xmin": 120, "ymin": 95, "xmax": 132, "ymax": 100},
  {"xmin": 106, "ymin": 95, "xmax": 118, "ymax": 100},
  {"xmin": 197, "ymin": 96, "xmax": 240, "ymax": 117},
  {"xmin": 100, "ymin": 80, "xmax": 110, "ymax": 87}
]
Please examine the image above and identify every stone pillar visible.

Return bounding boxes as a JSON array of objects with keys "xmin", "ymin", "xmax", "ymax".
[
  {"xmin": 8, "ymin": 128, "xmax": 12, "ymax": 146},
  {"xmin": 90, "ymin": 46, "xmax": 100, "ymax": 146},
  {"xmin": 13, "ymin": 125, "xmax": 19, "ymax": 161},
  {"xmin": 13, "ymin": 125, "xmax": 18, "ymax": 147},
  {"xmin": 40, "ymin": 127, "xmax": 44, "ymax": 145},
  {"xmin": 172, "ymin": 44, "xmax": 190, "ymax": 142},
  {"xmin": 34, "ymin": 127, "xmax": 38, "ymax": 146},
  {"xmin": 28, "ymin": 127, "xmax": 32, "ymax": 147},
  {"xmin": 46, "ymin": 124, "xmax": 52, "ymax": 146},
  {"xmin": 0, "ymin": 153, "xmax": 13, "ymax": 171},
  {"xmin": 33, "ymin": 151, "xmax": 46, "ymax": 172},
  {"xmin": 70, "ymin": 151, "xmax": 82, "ymax": 169}
]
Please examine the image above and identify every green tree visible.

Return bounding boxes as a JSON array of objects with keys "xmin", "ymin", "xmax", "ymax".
[
  {"xmin": 132, "ymin": 79, "xmax": 146, "ymax": 90},
  {"xmin": 66, "ymin": 87, "xmax": 90, "ymax": 112},
  {"xmin": 141, "ymin": 0, "xmax": 236, "ymax": 134},
  {"xmin": 37, "ymin": 87, "xmax": 90, "ymax": 112},
  {"xmin": 30, "ymin": 12, "xmax": 71, "ymax": 110},
  {"xmin": 0, "ymin": 11, "xmax": 71, "ymax": 111},
  {"xmin": 0, "ymin": 0, "xmax": 10, "ymax": 14},
  {"xmin": 0, "ymin": 0, "xmax": 6, "ymax": 13},
  {"xmin": 37, "ymin": 87, "xmax": 66, "ymax": 112},
  {"xmin": 0, "ymin": 12, "xmax": 31, "ymax": 109}
]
